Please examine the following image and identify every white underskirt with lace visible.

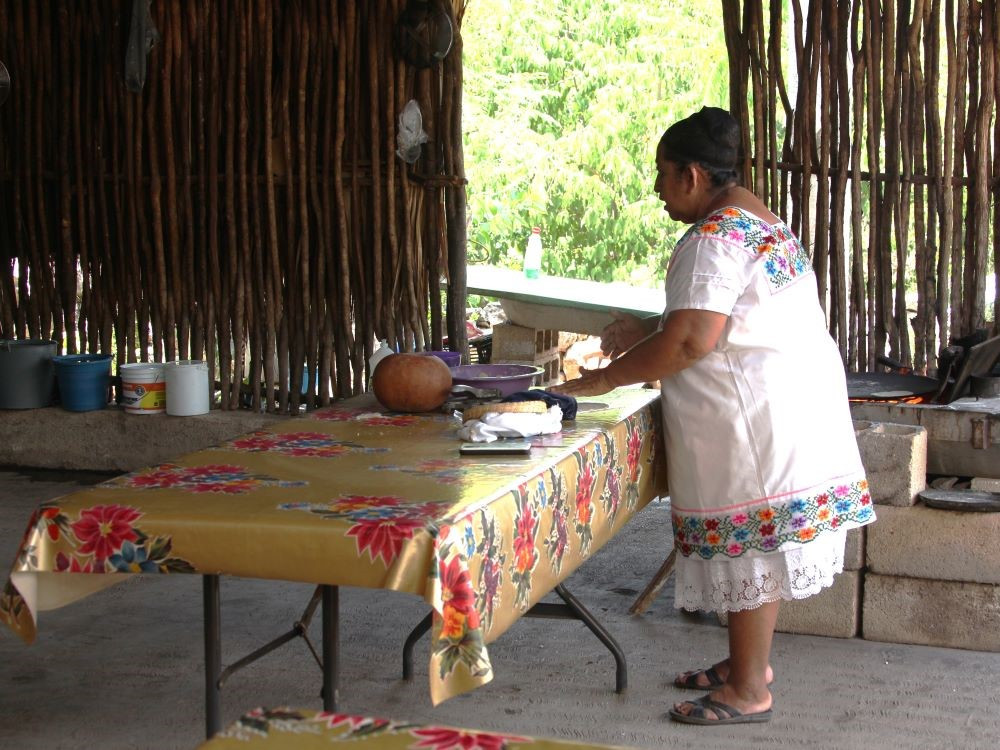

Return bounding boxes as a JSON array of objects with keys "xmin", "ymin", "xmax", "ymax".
[{"xmin": 673, "ymin": 528, "xmax": 847, "ymax": 614}]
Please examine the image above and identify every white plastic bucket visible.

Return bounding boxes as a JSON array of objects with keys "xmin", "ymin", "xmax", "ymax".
[
  {"xmin": 119, "ymin": 362, "xmax": 166, "ymax": 414},
  {"xmin": 165, "ymin": 360, "xmax": 210, "ymax": 416}
]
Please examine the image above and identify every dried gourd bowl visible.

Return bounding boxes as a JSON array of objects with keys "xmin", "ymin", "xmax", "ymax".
[{"xmin": 449, "ymin": 364, "xmax": 544, "ymax": 397}]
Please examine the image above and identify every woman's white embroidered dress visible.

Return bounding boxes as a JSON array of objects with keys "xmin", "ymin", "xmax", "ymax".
[{"xmin": 660, "ymin": 206, "xmax": 876, "ymax": 613}]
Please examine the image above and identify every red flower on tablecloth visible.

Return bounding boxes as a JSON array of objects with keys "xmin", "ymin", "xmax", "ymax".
[
  {"xmin": 311, "ymin": 407, "xmax": 418, "ymax": 427},
  {"xmin": 512, "ymin": 504, "xmax": 538, "ymax": 576},
  {"xmin": 369, "ymin": 458, "xmax": 465, "ymax": 484},
  {"xmin": 55, "ymin": 552, "xmax": 94, "ymax": 573},
  {"xmin": 348, "ymin": 516, "xmax": 428, "ymax": 566},
  {"xmin": 573, "ymin": 448, "xmax": 597, "ymax": 555},
  {"xmin": 575, "ymin": 456, "xmax": 595, "ymax": 519},
  {"xmin": 229, "ymin": 431, "xmax": 387, "ymax": 458},
  {"xmin": 70, "ymin": 504, "xmax": 141, "ymax": 562},
  {"xmin": 439, "ymin": 556, "xmax": 480, "ymax": 639},
  {"xmin": 279, "ymin": 495, "xmax": 444, "ymax": 567},
  {"xmin": 317, "ymin": 713, "xmax": 393, "ymax": 732},
  {"xmin": 509, "ymin": 485, "xmax": 539, "ymax": 610},
  {"xmin": 625, "ymin": 421, "xmax": 642, "ymax": 482},
  {"xmin": 409, "ymin": 726, "xmax": 530, "ymax": 750},
  {"xmin": 110, "ymin": 464, "xmax": 306, "ymax": 494}
]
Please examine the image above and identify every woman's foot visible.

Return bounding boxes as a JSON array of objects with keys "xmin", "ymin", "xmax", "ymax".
[
  {"xmin": 673, "ymin": 659, "xmax": 774, "ymax": 690},
  {"xmin": 670, "ymin": 683, "xmax": 773, "ymax": 724}
]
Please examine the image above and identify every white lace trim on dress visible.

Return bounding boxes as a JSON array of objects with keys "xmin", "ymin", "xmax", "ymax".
[{"xmin": 673, "ymin": 528, "xmax": 847, "ymax": 614}]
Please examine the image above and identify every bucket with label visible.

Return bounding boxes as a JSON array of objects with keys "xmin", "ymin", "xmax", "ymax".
[
  {"xmin": 0, "ymin": 339, "xmax": 58, "ymax": 409},
  {"xmin": 119, "ymin": 362, "xmax": 167, "ymax": 414},
  {"xmin": 165, "ymin": 360, "xmax": 210, "ymax": 416},
  {"xmin": 53, "ymin": 354, "xmax": 112, "ymax": 412}
]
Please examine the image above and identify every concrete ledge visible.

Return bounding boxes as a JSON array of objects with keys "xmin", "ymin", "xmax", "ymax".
[
  {"xmin": 867, "ymin": 504, "xmax": 1000, "ymax": 585},
  {"xmin": 0, "ymin": 406, "xmax": 284, "ymax": 472},
  {"xmin": 719, "ymin": 570, "xmax": 861, "ymax": 638},
  {"xmin": 854, "ymin": 420, "xmax": 927, "ymax": 506},
  {"xmin": 863, "ymin": 573, "xmax": 1000, "ymax": 652}
]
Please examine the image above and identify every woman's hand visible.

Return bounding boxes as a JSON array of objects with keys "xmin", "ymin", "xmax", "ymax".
[
  {"xmin": 547, "ymin": 366, "xmax": 615, "ymax": 398},
  {"xmin": 601, "ymin": 311, "xmax": 654, "ymax": 359}
]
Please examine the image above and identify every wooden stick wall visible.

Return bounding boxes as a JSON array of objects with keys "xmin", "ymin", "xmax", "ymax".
[
  {"xmin": 0, "ymin": 0, "xmax": 469, "ymax": 411},
  {"xmin": 724, "ymin": 0, "xmax": 999, "ymax": 372}
]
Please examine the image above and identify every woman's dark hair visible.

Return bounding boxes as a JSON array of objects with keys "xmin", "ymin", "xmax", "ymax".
[{"xmin": 658, "ymin": 107, "xmax": 741, "ymax": 186}]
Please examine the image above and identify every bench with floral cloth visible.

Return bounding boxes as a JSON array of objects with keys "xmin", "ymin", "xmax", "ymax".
[
  {"xmin": 2, "ymin": 387, "xmax": 663, "ymax": 736},
  {"xmin": 197, "ymin": 708, "xmax": 634, "ymax": 750}
]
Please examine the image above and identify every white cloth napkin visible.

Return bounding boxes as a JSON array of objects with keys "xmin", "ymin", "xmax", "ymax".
[{"xmin": 457, "ymin": 405, "xmax": 563, "ymax": 442}]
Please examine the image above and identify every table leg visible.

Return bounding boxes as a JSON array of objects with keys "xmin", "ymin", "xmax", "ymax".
[
  {"xmin": 401, "ymin": 612, "xmax": 433, "ymax": 680},
  {"xmin": 400, "ymin": 584, "xmax": 627, "ymax": 693},
  {"xmin": 552, "ymin": 584, "xmax": 627, "ymax": 693},
  {"xmin": 321, "ymin": 585, "xmax": 339, "ymax": 711},
  {"xmin": 203, "ymin": 574, "xmax": 222, "ymax": 738}
]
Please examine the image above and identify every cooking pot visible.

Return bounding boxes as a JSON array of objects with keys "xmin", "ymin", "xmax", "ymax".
[{"xmin": 845, "ymin": 372, "xmax": 942, "ymax": 401}]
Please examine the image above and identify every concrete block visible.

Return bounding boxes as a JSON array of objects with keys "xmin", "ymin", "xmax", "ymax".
[
  {"xmin": 854, "ymin": 420, "xmax": 927, "ymax": 506},
  {"xmin": 866, "ymin": 504, "xmax": 1000, "ymax": 585},
  {"xmin": 971, "ymin": 477, "xmax": 1000, "ymax": 492},
  {"xmin": 719, "ymin": 571, "xmax": 861, "ymax": 638},
  {"xmin": 863, "ymin": 573, "xmax": 1000, "ymax": 652},
  {"xmin": 844, "ymin": 527, "xmax": 865, "ymax": 571},
  {"xmin": 491, "ymin": 322, "xmax": 557, "ymax": 363}
]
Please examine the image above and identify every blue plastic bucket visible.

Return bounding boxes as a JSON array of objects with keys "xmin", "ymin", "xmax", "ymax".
[{"xmin": 53, "ymin": 354, "xmax": 112, "ymax": 412}]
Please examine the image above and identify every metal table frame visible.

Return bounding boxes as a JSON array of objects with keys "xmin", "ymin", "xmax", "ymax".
[{"xmin": 201, "ymin": 577, "xmax": 627, "ymax": 738}]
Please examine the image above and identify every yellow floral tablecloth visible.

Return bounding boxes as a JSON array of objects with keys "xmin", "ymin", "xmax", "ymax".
[
  {"xmin": 1, "ymin": 387, "xmax": 663, "ymax": 704},
  {"xmin": 198, "ymin": 708, "xmax": 635, "ymax": 749}
]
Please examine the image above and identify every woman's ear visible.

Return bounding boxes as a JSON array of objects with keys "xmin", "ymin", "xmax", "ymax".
[{"xmin": 682, "ymin": 163, "xmax": 701, "ymax": 193}]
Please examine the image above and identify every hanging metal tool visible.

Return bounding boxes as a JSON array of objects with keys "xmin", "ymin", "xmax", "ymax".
[
  {"xmin": 0, "ymin": 61, "xmax": 10, "ymax": 106},
  {"xmin": 125, "ymin": 0, "xmax": 159, "ymax": 93}
]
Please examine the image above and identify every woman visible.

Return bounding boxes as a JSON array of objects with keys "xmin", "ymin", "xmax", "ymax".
[{"xmin": 550, "ymin": 107, "xmax": 875, "ymax": 725}]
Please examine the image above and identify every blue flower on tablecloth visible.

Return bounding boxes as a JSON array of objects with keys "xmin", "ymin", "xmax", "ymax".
[
  {"xmin": 789, "ymin": 499, "xmax": 807, "ymax": 513},
  {"xmin": 732, "ymin": 528, "xmax": 750, "ymax": 542},
  {"xmin": 593, "ymin": 441, "xmax": 604, "ymax": 468},
  {"xmin": 463, "ymin": 525, "xmax": 476, "ymax": 559},
  {"xmin": 835, "ymin": 500, "xmax": 852, "ymax": 514},
  {"xmin": 107, "ymin": 540, "xmax": 161, "ymax": 573},
  {"xmin": 536, "ymin": 478, "xmax": 547, "ymax": 508}
]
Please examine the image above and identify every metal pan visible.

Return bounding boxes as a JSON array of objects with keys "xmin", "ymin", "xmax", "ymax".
[{"xmin": 845, "ymin": 372, "xmax": 941, "ymax": 401}]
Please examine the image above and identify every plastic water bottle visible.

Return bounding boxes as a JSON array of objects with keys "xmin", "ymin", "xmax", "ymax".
[{"xmin": 523, "ymin": 227, "xmax": 543, "ymax": 279}]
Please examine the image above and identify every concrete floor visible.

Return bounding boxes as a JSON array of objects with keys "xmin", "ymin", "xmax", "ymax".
[{"xmin": 2, "ymin": 468, "xmax": 999, "ymax": 750}]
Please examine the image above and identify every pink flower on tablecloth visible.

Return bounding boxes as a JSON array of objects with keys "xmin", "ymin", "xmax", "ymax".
[
  {"xmin": 409, "ymin": 726, "xmax": 529, "ymax": 750},
  {"xmin": 626, "ymin": 426, "xmax": 642, "ymax": 481},
  {"xmin": 70, "ymin": 504, "xmax": 142, "ymax": 562}
]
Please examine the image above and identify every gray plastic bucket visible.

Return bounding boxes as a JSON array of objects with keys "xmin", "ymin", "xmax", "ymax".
[{"xmin": 0, "ymin": 339, "xmax": 58, "ymax": 409}]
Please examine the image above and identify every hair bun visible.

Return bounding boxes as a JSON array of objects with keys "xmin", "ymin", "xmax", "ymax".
[{"xmin": 660, "ymin": 107, "xmax": 740, "ymax": 172}]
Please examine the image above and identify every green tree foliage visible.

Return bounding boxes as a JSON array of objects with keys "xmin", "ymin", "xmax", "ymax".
[{"xmin": 462, "ymin": 0, "xmax": 729, "ymax": 287}]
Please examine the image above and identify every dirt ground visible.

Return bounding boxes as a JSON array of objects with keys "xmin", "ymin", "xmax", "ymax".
[{"xmin": 1, "ymin": 467, "xmax": 999, "ymax": 750}]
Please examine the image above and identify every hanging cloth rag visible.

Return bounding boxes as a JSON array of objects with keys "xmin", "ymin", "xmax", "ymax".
[{"xmin": 457, "ymin": 405, "xmax": 563, "ymax": 443}]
